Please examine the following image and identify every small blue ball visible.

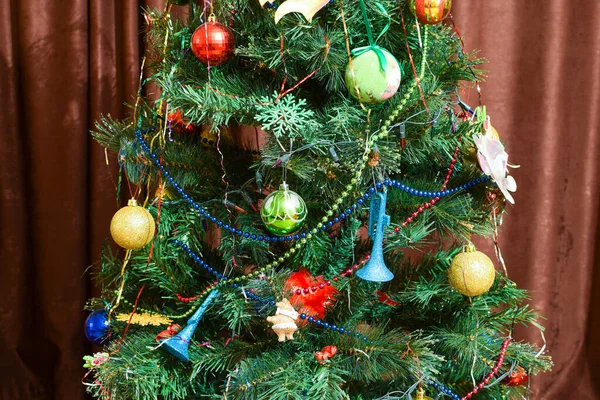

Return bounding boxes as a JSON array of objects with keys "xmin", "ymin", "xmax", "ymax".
[{"xmin": 84, "ymin": 310, "xmax": 110, "ymax": 345}]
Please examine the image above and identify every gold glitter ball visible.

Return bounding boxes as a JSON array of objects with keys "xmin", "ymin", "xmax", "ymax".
[
  {"xmin": 448, "ymin": 249, "xmax": 496, "ymax": 297},
  {"xmin": 110, "ymin": 199, "xmax": 156, "ymax": 250}
]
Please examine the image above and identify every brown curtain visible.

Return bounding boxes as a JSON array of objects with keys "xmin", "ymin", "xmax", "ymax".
[{"xmin": 0, "ymin": 1, "xmax": 598, "ymax": 399}]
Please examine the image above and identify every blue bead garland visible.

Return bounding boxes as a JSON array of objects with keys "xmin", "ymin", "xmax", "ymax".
[
  {"xmin": 135, "ymin": 129, "xmax": 489, "ymax": 245},
  {"xmin": 173, "ymin": 241, "xmax": 372, "ymax": 343},
  {"xmin": 172, "ymin": 239, "xmax": 276, "ymax": 306},
  {"xmin": 427, "ymin": 379, "xmax": 461, "ymax": 400},
  {"xmin": 138, "ymin": 128, "xmax": 483, "ymax": 391},
  {"xmin": 298, "ymin": 313, "xmax": 370, "ymax": 342}
]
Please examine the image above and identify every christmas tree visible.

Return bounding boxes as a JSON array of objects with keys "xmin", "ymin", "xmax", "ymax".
[{"xmin": 83, "ymin": 0, "xmax": 552, "ymax": 398}]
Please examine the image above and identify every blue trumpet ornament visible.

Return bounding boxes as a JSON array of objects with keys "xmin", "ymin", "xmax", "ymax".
[
  {"xmin": 161, "ymin": 289, "xmax": 220, "ymax": 362},
  {"xmin": 356, "ymin": 190, "xmax": 394, "ymax": 282}
]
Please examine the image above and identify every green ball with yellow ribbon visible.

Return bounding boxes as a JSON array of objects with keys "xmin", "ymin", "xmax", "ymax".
[
  {"xmin": 345, "ymin": 0, "xmax": 401, "ymax": 104},
  {"xmin": 345, "ymin": 48, "xmax": 401, "ymax": 104}
]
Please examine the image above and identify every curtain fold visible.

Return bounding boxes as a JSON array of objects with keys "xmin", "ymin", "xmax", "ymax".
[
  {"xmin": 453, "ymin": 2, "xmax": 600, "ymax": 399},
  {"xmin": 0, "ymin": 1, "xmax": 598, "ymax": 399},
  {"xmin": 0, "ymin": 1, "xmax": 144, "ymax": 398}
]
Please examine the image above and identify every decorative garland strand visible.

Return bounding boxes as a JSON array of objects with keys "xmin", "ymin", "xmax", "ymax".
[
  {"xmin": 427, "ymin": 379, "xmax": 461, "ymax": 400},
  {"xmin": 394, "ymin": 140, "xmax": 463, "ymax": 230},
  {"xmin": 134, "ymin": 130, "xmax": 487, "ymax": 245},
  {"xmin": 299, "ymin": 312, "xmax": 370, "ymax": 342},
  {"xmin": 169, "ymin": 241, "xmax": 371, "ymax": 342},
  {"xmin": 461, "ymin": 337, "xmax": 512, "ymax": 399},
  {"xmin": 426, "ymin": 337, "xmax": 513, "ymax": 400},
  {"xmin": 132, "ymin": 28, "xmax": 434, "ymax": 243},
  {"xmin": 291, "ymin": 255, "xmax": 370, "ymax": 296}
]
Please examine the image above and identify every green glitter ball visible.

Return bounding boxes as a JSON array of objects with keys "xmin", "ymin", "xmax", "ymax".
[
  {"xmin": 345, "ymin": 48, "xmax": 401, "ymax": 104},
  {"xmin": 260, "ymin": 183, "xmax": 307, "ymax": 236}
]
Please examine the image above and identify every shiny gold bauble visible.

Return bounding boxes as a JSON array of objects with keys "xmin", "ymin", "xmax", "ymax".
[
  {"xmin": 110, "ymin": 199, "xmax": 156, "ymax": 250},
  {"xmin": 448, "ymin": 248, "xmax": 496, "ymax": 296},
  {"xmin": 415, "ymin": 389, "xmax": 433, "ymax": 400}
]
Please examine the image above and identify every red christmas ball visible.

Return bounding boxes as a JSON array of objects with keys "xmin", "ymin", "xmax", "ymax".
[
  {"xmin": 191, "ymin": 21, "xmax": 235, "ymax": 66},
  {"xmin": 410, "ymin": 0, "xmax": 452, "ymax": 25},
  {"xmin": 502, "ymin": 366, "xmax": 529, "ymax": 386}
]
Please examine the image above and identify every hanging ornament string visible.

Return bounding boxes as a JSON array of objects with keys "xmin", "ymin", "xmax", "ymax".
[
  {"xmin": 108, "ymin": 249, "xmax": 132, "ymax": 322},
  {"xmin": 339, "ymin": 0, "xmax": 368, "ymax": 113},
  {"xmin": 276, "ymin": 33, "xmax": 331, "ymax": 101},
  {"xmin": 448, "ymin": 17, "xmax": 482, "ymax": 106},
  {"xmin": 277, "ymin": 34, "xmax": 289, "ymax": 98},
  {"xmin": 111, "ymin": 285, "xmax": 146, "ymax": 355},
  {"xmin": 215, "ymin": 125, "xmax": 238, "ymax": 271},
  {"xmin": 400, "ymin": 12, "xmax": 429, "ymax": 115},
  {"xmin": 489, "ymin": 192, "xmax": 509, "ymax": 277},
  {"xmin": 351, "ymin": 0, "xmax": 391, "ymax": 71}
]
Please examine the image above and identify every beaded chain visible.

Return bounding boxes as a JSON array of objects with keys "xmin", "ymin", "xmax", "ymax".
[
  {"xmin": 173, "ymin": 239, "xmax": 276, "ymax": 304},
  {"xmin": 291, "ymin": 255, "xmax": 370, "ymax": 296},
  {"xmin": 461, "ymin": 337, "xmax": 512, "ymax": 399},
  {"xmin": 427, "ymin": 379, "xmax": 461, "ymax": 400},
  {"xmin": 394, "ymin": 140, "xmax": 463, "ymax": 231},
  {"xmin": 299, "ymin": 313, "xmax": 370, "ymax": 342},
  {"xmin": 426, "ymin": 337, "xmax": 513, "ymax": 400},
  {"xmin": 177, "ymin": 282, "xmax": 218, "ymax": 303},
  {"xmin": 132, "ymin": 28, "xmax": 432, "ymax": 245},
  {"xmin": 169, "ymin": 241, "xmax": 373, "ymax": 342},
  {"xmin": 134, "ymin": 129, "xmax": 486, "ymax": 245}
]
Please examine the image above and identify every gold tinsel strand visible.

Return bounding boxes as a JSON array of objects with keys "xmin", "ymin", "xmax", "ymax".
[{"xmin": 115, "ymin": 312, "xmax": 172, "ymax": 326}]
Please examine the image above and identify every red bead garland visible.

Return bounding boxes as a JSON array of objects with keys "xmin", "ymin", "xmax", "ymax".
[
  {"xmin": 176, "ymin": 281, "xmax": 218, "ymax": 303},
  {"xmin": 398, "ymin": 141, "xmax": 461, "ymax": 229},
  {"xmin": 291, "ymin": 255, "xmax": 370, "ymax": 296},
  {"xmin": 461, "ymin": 337, "xmax": 512, "ymax": 400}
]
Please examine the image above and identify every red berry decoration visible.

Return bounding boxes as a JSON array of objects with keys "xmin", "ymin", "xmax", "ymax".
[
  {"xmin": 410, "ymin": 0, "xmax": 452, "ymax": 25},
  {"xmin": 191, "ymin": 15, "xmax": 235, "ymax": 66},
  {"xmin": 314, "ymin": 345, "xmax": 337, "ymax": 363},
  {"xmin": 503, "ymin": 366, "xmax": 529, "ymax": 386}
]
